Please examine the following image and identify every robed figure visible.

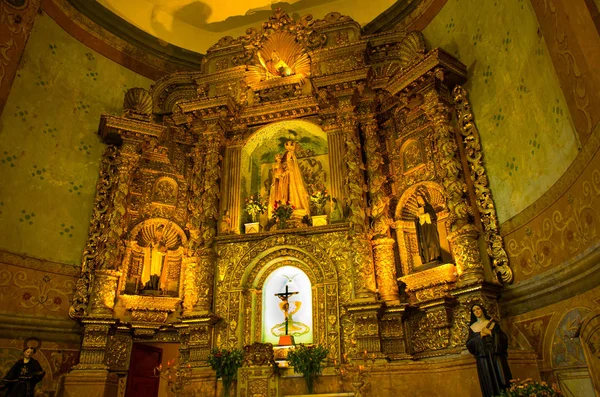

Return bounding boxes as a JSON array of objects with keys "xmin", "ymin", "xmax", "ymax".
[
  {"xmin": 268, "ymin": 141, "xmax": 310, "ymax": 218},
  {"xmin": 1, "ymin": 348, "xmax": 45, "ymax": 397},
  {"xmin": 415, "ymin": 195, "xmax": 442, "ymax": 264},
  {"xmin": 466, "ymin": 304, "xmax": 512, "ymax": 397},
  {"xmin": 141, "ymin": 224, "xmax": 169, "ymax": 291}
]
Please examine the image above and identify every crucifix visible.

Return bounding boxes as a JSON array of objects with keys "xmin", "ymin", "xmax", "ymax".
[{"xmin": 275, "ymin": 285, "xmax": 299, "ymax": 345}]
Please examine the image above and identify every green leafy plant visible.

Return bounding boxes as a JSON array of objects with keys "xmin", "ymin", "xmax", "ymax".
[
  {"xmin": 496, "ymin": 379, "xmax": 563, "ymax": 397},
  {"xmin": 309, "ymin": 186, "xmax": 329, "ymax": 215},
  {"xmin": 287, "ymin": 344, "xmax": 329, "ymax": 394},
  {"xmin": 207, "ymin": 348, "xmax": 244, "ymax": 397},
  {"xmin": 244, "ymin": 195, "xmax": 267, "ymax": 222},
  {"xmin": 272, "ymin": 200, "xmax": 294, "ymax": 228}
]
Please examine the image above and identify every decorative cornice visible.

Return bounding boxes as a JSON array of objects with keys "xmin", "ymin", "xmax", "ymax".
[
  {"xmin": 99, "ymin": 115, "xmax": 168, "ymax": 143},
  {"xmin": 363, "ymin": 0, "xmax": 448, "ymax": 34},
  {"xmin": 214, "ymin": 223, "xmax": 349, "ymax": 244},
  {"xmin": 500, "ymin": 245, "xmax": 600, "ymax": 317},
  {"xmin": 385, "ymin": 48, "xmax": 466, "ymax": 96},
  {"xmin": 311, "ymin": 66, "xmax": 371, "ymax": 89},
  {"xmin": 0, "ymin": 312, "xmax": 81, "ymax": 344},
  {"xmin": 237, "ymin": 96, "xmax": 320, "ymax": 126},
  {"xmin": 50, "ymin": 0, "xmax": 202, "ymax": 75},
  {"xmin": 0, "ymin": 249, "xmax": 80, "ymax": 277}
]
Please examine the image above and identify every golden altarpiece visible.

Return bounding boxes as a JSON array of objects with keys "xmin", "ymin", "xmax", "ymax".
[{"xmin": 64, "ymin": 9, "xmax": 515, "ymax": 397}]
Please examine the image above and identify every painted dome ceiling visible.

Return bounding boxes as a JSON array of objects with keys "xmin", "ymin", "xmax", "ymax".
[{"xmin": 96, "ymin": 0, "xmax": 397, "ymax": 53}]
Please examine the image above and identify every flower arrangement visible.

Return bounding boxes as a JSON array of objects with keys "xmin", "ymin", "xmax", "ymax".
[
  {"xmin": 286, "ymin": 344, "xmax": 329, "ymax": 394},
  {"xmin": 207, "ymin": 348, "xmax": 244, "ymax": 397},
  {"xmin": 497, "ymin": 379, "xmax": 563, "ymax": 396},
  {"xmin": 272, "ymin": 200, "xmax": 294, "ymax": 228},
  {"xmin": 244, "ymin": 195, "xmax": 267, "ymax": 222},
  {"xmin": 309, "ymin": 186, "xmax": 330, "ymax": 215},
  {"xmin": 154, "ymin": 359, "xmax": 192, "ymax": 396}
]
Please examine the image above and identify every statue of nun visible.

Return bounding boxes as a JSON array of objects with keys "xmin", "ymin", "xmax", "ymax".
[{"xmin": 466, "ymin": 304, "xmax": 513, "ymax": 397}]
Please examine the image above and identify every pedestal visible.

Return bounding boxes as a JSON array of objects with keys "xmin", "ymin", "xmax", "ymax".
[
  {"xmin": 245, "ymin": 222, "xmax": 260, "ymax": 234},
  {"xmin": 62, "ymin": 369, "xmax": 119, "ymax": 397},
  {"xmin": 311, "ymin": 215, "xmax": 328, "ymax": 226},
  {"xmin": 278, "ymin": 335, "xmax": 295, "ymax": 346}
]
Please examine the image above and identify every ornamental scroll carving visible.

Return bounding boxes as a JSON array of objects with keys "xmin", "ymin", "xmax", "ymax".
[{"xmin": 453, "ymin": 86, "xmax": 513, "ymax": 283}]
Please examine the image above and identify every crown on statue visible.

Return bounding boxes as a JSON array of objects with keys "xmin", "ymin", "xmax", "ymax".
[{"xmin": 284, "ymin": 140, "xmax": 297, "ymax": 151}]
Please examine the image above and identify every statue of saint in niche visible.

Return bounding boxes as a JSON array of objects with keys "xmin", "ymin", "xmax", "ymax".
[
  {"xmin": 267, "ymin": 141, "xmax": 310, "ymax": 219},
  {"xmin": 415, "ymin": 195, "xmax": 442, "ymax": 264},
  {"xmin": 141, "ymin": 224, "xmax": 169, "ymax": 292}
]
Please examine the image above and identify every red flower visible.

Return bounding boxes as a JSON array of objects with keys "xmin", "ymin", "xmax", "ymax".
[
  {"xmin": 22, "ymin": 292, "xmax": 32, "ymax": 301},
  {"xmin": 53, "ymin": 296, "xmax": 62, "ymax": 305}
]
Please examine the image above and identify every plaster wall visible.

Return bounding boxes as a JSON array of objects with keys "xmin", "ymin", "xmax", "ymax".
[{"xmin": 423, "ymin": 0, "xmax": 579, "ymax": 224}]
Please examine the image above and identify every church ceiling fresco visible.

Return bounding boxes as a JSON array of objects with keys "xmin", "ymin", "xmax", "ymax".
[
  {"xmin": 96, "ymin": 0, "xmax": 396, "ymax": 53},
  {"xmin": 423, "ymin": 0, "xmax": 579, "ymax": 223},
  {"xmin": 0, "ymin": 14, "xmax": 152, "ymax": 265}
]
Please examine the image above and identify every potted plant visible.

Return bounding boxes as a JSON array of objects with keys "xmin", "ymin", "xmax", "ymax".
[
  {"xmin": 309, "ymin": 186, "xmax": 330, "ymax": 216},
  {"xmin": 286, "ymin": 344, "xmax": 329, "ymax": 394},
  {"xmin": 497, "ymin": 378, "xmax": 563, "ymax": 396},
  {"xmin": 207, "ymin": 348, "xmax": 244, "ymax": 397},
  {"xmin": 272, "ymin": 200, "xmax": 294, "ymax": 229},
  {"xmin": 243, "ymin": 195, "xmax": 267, "ymax": 233}
]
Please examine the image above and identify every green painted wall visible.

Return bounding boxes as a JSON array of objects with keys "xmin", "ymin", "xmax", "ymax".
[
  {"xmin": 0, "ymin": 14, "xmax": 152, "ymax": 265},
  {"xmin": 423, "ymin": 0, "xmax": 579, "ymax": 223}
]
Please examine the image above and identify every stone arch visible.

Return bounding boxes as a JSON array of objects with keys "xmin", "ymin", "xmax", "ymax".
[
  {"xmin": 550, "ymin": 307, "xmax": 596, "ymax": 396},
  {"xmin": 394, "ymin": 181, "xmax": 446, "ymax": 221},
  {"xmin": 226, "ymin": 234, "xmax": 337, "ymax": 290},
  {"xmin": 121, "ymin": 218, "xmax": 187, "ymax": 296},
  {"xmin": 580, "ymin": 310, "xmax": 600, "ymax": 393}
]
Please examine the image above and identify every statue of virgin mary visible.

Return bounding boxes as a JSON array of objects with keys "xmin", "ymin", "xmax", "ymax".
[{"xmin": 268, "ymin": 141, "xmax": 310, "ymax": 218}]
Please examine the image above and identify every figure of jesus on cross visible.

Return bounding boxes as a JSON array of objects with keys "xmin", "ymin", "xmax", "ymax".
[{"xmin": 275, "ymin": 285, "xmax": 299, "ymax": 345}]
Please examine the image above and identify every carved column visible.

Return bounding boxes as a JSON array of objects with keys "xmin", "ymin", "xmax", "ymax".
[
  {"xmin": 193, "ymin": 251, "xmax": 216, "ymax": 313},
  {"xmin": 423, "ymin": 93, "xmax": 484, "ymax": 283},
  {"xmin": 88, "ymin": 270, "xmax": 121, "ymax": 316},
  {"xmin": 362, "ymin": 118, "xmax": 399, "ymax": 303},
  {"xmin": 70, "ymin": 146, "xmax": 120, "ymax": 319},
  {"xmin": 326, "ymin": 129, "xmax": 346, "ymax": 202},
  {"xmin": 372, "ymin": 238, "xmax": 400, "ymax": 302},
  {"xmin": 222, "ymin": 144, "xmax": 243, "ymax": 234},
  {"xmin": 182, "ymin": 256, "xmax": 199, "ymax": 314},
  {"xmin": 448, "ymin": 225, "xmax": 483, "ymax": 283},
  {"xmin": 338, "ymin": 109, "xmax": 377, "ymax": 299},
  {"xmin": 64, "ymin": 321, "xmax": 119, "ymax": 397}
]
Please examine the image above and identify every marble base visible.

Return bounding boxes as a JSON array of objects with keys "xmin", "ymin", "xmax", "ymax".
[{"xmin": 62, "ymin": 369, "xmax": 119, "ymax": 397}]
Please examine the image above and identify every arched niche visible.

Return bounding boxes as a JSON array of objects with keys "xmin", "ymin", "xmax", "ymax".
[
  {"xmin": 394, "ymin": 181, "xmax": 452, "ymax": 276},
  {"xmin": 120, "ymin": 218, "xmax": 187, "ymax": 297},
  {"xmin": 217, "ymin": 234, "xmax": 340, "ymax": 361},
  {"xmin": 261, "ymin": 265, "xmax": 313, "ymax": 345},
  {"xmin": 551, "ymin": 307, "xmax": 596, "ymax": 396},
  {"xmin": 239, "ymin": 120, "xmax": 330, "ymax": 225},
  {"xmin": 580, "ymin": 310, "xmax": 600, "ymax": 394}
]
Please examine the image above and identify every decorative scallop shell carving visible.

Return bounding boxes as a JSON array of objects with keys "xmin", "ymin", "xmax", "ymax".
[
  {"xmin": 399, "ymin": 31, "xmax": 427, "ymax": 70},
  {"xmin": 124, "ymin": 87, "xmax": 153, "ymax": 117}
]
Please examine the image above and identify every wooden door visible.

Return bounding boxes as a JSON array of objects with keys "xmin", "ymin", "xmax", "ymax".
[{"xmin": 125, "ymin": 343, "xmax": 162, "ymax": 397}]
